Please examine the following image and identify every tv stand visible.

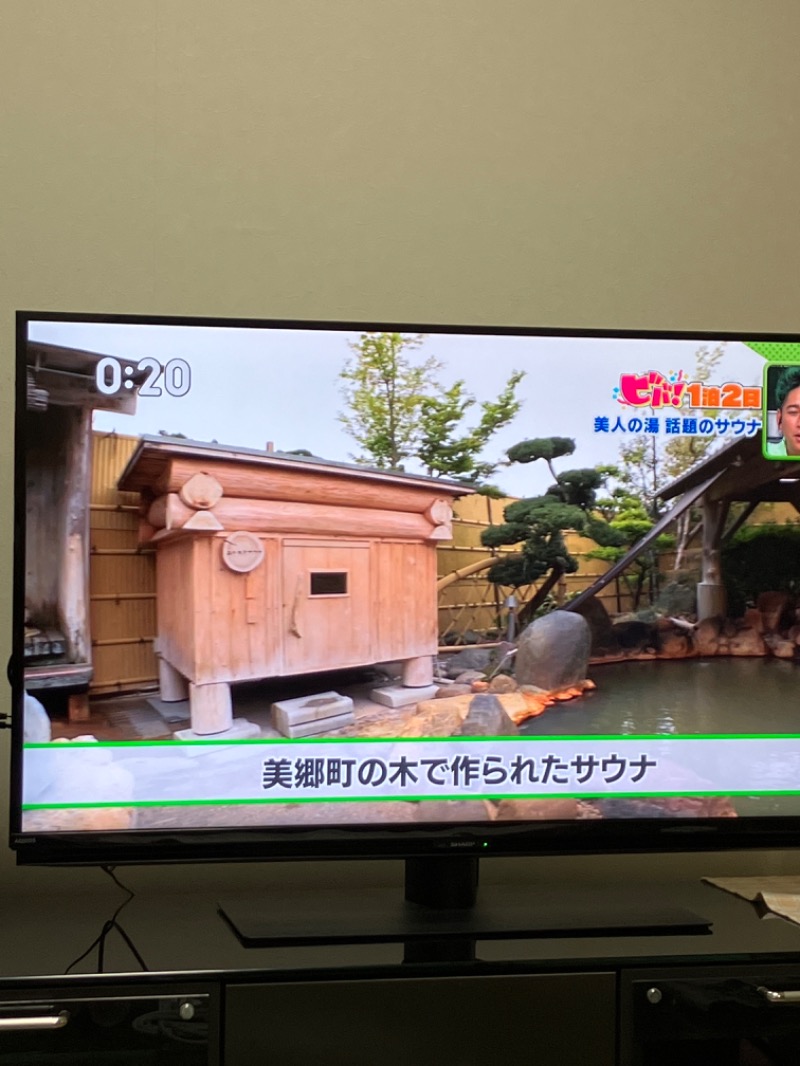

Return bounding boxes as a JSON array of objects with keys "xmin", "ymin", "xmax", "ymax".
[
  {"xmin": 217, "ymin": 856, "xmax": 712, "ymax": 962},
  {"xmin": 5, "ymin": 878, "xmax": 800, "ymax": 1065}
]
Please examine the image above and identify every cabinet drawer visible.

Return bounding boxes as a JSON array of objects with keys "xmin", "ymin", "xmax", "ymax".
[
  {"xmin": 226, "ymin": 971, "xmax": 615, "ymax": 1066},
  {"xmin": 622, "ymin": 963, "xmax": 800, "ymax": 1066},
  {"xmin": 0, "ymin": 983, "xmax": 219, "ymax": 1065}
]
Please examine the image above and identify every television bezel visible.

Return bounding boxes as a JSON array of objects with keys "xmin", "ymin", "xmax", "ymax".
[{"xmin": 10, "ymin": 308, "xmax": 800, "ymax": 868}]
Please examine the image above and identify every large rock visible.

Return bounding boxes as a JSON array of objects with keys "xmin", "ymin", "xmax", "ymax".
[
  {"xmin": 654, "ymin": 621, "xmax": 693, "ymax": 658},
  {"xmin": 487, "ymin": 673, "xmax": 518, "ymax": 694},
  {"xmin": 764, "ymin": 634, "xmax": 796, "ymax": 659},
  {"xmin": 434, "ymin": 683, "xmax": 472, "ymax": 699},
  {"xmin": 515, "ymin": 611, "xmax": 591, "ymax": 691},
  {"xmin": 23, "ymin": 692, "xmax": 51, "ymax": 743},
  {"xmin": 22, "ymin": 739, "xmax": 137, "ymax": 831},
  {"xmin": 694, "ymin": 617, "xmax": 722, "ymax": 656},
  {"xmin": 757, "ymin": 591, "xmax": 791, "ymax": 633},
  {"xmin": 23, "ymin": 807, "xmax": 137, "ymax": 832},
  {"xmin": 593, "ymin": 796, "xmax": 737, "ymax": 819},
  {"xmin": 443, "ymin": 647, "xmax": 494, "ymax": 679},
  {"xmin": 406, "ymin": 692, "xmax": 522, "ymax": 737},
  {"xmin": 728, "ymin": 625, "xmax": 766, "ymax": 657},
  {"xmin": 408, "ymin": 681, "xmax": 595, "ymax": 735},
  {"xmin": 414, "ymin": 801, "xmax": 493, "ymax": 822},
  {"xmin": 611, "ymin": 619, "xmax": 655, "ymax": 653},
  {"xmin": 491, "ymin": 798, "xmax": 579, "ymax": 821},
  {"xmin": 458, "ymin": 693, "xmax": 517, "ymax": 737},
  {"xmin": 572, "ymin": 597, "xmax": 618, "ymax": 654}
]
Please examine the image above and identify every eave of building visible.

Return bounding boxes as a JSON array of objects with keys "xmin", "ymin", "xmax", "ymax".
[
  {"xmin": 658, "ymin": 436, "xmax": 800, "ymax": 505},
  {"xmin": 26, "ymin": 340, "xmax": 148, "ymax": 414},
  {"xmin": 118, "ymin": 434, "xmax": 476, "ymax": 497}
]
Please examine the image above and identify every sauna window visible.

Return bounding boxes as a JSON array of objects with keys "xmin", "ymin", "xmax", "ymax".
[{"xmin": 309, "ymin": 571, "xmax": 348, "ymax": 597}]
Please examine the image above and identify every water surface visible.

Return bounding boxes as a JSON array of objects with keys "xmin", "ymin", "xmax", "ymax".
[{"xmin": 521, "ymin": 657, "xmax": 800, "ymax": 816}]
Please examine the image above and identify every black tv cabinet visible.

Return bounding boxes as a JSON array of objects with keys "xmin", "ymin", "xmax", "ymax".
[{"xmin": 3, "ymin": 878, "xmax": 800, "ymax": 1065}]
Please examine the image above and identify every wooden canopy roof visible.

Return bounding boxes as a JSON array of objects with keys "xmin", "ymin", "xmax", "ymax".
[
  {"xmin": 568, "ymin": 435, "xmax": 800, "ymax": 611},
  {"xmin": 659, "ymin": 436, "xmax": 800, "ymax": 510},
  {"xmin": 26, "ymin": 340, "xmax": 147, "ymax": 414}
]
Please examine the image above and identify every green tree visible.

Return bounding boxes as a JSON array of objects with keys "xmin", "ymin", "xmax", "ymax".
[
  {"xmin": 481, "ymin": 437, "xmax": 622, "ymax": 620},
  {"xmin": 722, "ymin": 524, "xmax": 800, "ymax": 616},
  {"xmin": 589, "ymin": 477, "xmax": 675, "ymax": 610},
  {"xmin": 338, "ymin": 332, "xmax": 524, "ymax": 486},
  {"xmin": 613, "ymin": 345, "xmax": 727, "ymax": 517},
  {"xmin": 417, "ymin": 371, "xmax": 525, "ymax": 485},
  {"xmin": 612, "ymin": 344, "xmax": 729, "ymax": 569},
  {"xmin": 338, "ymin": 333, "xmax": 438, "ymax": 471},
  {"xmin": 661, "ymin": 345, "xmax": 727, "ymax": 570}
]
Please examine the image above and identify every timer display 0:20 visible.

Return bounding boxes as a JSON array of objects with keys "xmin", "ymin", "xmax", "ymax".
[{"xmin": 95, "ymin": 356, "xmax": 192, "ymax": 397}]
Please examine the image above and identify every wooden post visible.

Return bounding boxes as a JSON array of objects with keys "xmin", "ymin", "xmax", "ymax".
[
  {"xmin": 189, "ymin": 681, "xmax": 233, "ymax": 735},
  {"xmin": 58, "ymin": 407, "xmax": 92, "ymax": 664},
  {"xmin": 697, "ymin": 497, "xmax": 729, "ymax": 620},
  {"xmin": 68, "ymin": 692, "xmax": 90, "ymax": 722},
  {"xmin": 402, "ymin": 655, "xmax": 434, "ymax": 687},
  {"xmin": 158, "ymin": 657, "xmax": 189, "ymax": 702}
]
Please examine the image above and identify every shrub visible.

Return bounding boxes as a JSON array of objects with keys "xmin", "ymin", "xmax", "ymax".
[{"xmin": 722, "ymin": 524, "xmax": 800, "ymax": 616}]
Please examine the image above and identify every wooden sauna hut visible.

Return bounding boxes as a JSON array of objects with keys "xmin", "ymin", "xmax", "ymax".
[{"xmin": 118, "ymin": 437, "xmax": 472, "ymax": 735}]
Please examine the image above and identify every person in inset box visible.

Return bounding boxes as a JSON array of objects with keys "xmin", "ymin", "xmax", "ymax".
[{"xmin": 765, "ymin": 364, "xmax": 800, "ymax": 458}]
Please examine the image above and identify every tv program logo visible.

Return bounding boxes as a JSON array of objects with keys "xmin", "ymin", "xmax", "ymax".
[{"xmin": 614, "ymin": 371, "xmax": 761, "ymax": 411}]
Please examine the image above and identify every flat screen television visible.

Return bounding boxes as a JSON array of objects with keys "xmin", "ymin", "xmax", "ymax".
[{"xmin": 9, "ymin": 312, "xmax": 800, "ymax": 947}]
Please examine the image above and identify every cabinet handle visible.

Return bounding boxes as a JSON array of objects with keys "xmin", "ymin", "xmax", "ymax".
[
  {"xmin": 0, "ymin": 1010, "xmax": 70, "ymax": 1031},
  {"xmin": 758, "ymin": 986, "xmax": 800, "ymax": 1004}
]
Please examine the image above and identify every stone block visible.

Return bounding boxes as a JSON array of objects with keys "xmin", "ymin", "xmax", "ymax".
[
  {"xmin": 279, "ymin": 711, "xmax": 355, "ymax": 738},
  {"xmin": 174, "ymin": 718, "xmax": 261, "ymax": 744},
  {"xmin": 370, "ymin": 684, "xmax": 439, "ymax": 708},
  {"xmin": 272, "ymin": 692, "xmax": 354, "ymax": 731}
]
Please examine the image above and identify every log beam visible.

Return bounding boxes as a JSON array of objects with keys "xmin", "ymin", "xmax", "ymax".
[
  {"xmin": 157, "ymin": 457, "xmax": 465, "ymax": 512},
  {"xmin": 146, "ymin": 494, "xmax": 439, "ymax": 541}
]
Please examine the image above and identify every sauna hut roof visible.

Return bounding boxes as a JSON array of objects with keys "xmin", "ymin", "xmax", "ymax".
[
  {"xmin": 26, "ymin": 340, "xmax": 148, "ymax": 414},
  {"xmin": 118, "ymin": 434, "xmax": 475, "ymax": 497},
  {"xmin": 658, "ymin": 435, "xmax": 800, "ymax": 509}
]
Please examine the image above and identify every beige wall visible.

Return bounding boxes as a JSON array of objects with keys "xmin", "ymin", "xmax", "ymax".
[{"xmin": 3, "ymin": 1, "xmax": 800, "ymax": 896}]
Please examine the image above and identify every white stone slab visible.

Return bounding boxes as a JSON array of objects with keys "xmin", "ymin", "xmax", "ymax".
[
  {"xmin": 279, "ymin": 711, "xmax": 356, "ymax": 738},
  {"xmin": 173, "ymin": 718, "xmax": 261, "ymax": 745},
  {"xmin": 370, "ymin": 684, "xmax": 439, "ymax": 708},
  {"xmin": 271, "ymin": 691, "xmax": 354, "ymax": 730}
]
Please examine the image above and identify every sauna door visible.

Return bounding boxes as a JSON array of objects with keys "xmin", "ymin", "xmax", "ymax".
[{"xmin": 282, "ymin": 540, "xmax": 372, "ymax": 674}]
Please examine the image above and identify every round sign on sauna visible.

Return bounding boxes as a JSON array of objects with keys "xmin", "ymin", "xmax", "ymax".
[{"xmin": 221, "ymin": 532, "xmax": 264, "ymax": 573}]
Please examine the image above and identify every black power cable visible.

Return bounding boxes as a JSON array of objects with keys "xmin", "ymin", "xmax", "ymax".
[{"xmin": 64, "ymin": 866, "xmax": 149, "ymax": 974}]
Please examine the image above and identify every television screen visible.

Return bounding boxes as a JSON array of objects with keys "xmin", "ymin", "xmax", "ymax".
[{"xmin": 10, "ymin": 313, "xmax": 800, "ymax": 869}]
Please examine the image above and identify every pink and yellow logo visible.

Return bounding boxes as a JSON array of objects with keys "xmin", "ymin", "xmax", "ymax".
[{"xmin": 614, "ymin": 371, "xmax": 761, "ymax": 410}]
